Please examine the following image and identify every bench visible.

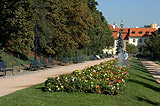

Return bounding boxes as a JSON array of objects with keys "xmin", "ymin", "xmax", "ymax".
[
  {"xmin": 78, "ymin": 56, "xmax": 84, "ymax": 63},
  {"xmin": 40, "ymin": 59, "xmax": 48, "ymax": 67},
  {"xmin": 30, "ymin": 58, "xmax": 54, "ymax": 70},
  {"xmin": 62, "ymin": 58, "xmax": 69, "ymax": 63},
  {"xmin": 41, "ymin": 58, "xmax": 55, "ymax": 67},
  {"xmin": 0, "ymin": 61, "xmax": 14, "ymax": 77},
  {"xmin": 30, "ymin": 59, "xmax": 39, "ymax": 70},
  {"xmin": 48, "ymin": 58, "xmax": 54, "ymax": 66}
]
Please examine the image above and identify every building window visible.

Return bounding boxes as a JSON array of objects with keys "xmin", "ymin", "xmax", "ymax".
[
  {"xmin": 120, "ymin": 29, "xmax": 124, "ymax": 32},
  {"xmin": 139, "ymin": 31, "xmax": 142, "ymax": 34},
  {"xmin": 126, "ymin": 42, "xmax": 128, "ymax": 45},
  {"xmin": 139, "ymin": 39, "xmax": 142, "ymax": 43},
  {"xmin": 132, "ymin": 31, "xmax": 135, "ymax": 34},
  {"xmin": 133, "ymin": 39, "xmax": 135, "ymax": 42},
  {"xmin": 146, "ymin": 31, "xmax": 149, "ymax": 34}
]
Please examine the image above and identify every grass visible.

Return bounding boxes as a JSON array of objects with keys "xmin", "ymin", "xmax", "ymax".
[
  {"xmin": 0, "ymin": 59, "xmax": 160, "ymax": 106},
  {"xmin": 154, "ymin": 61, "xmax": 160, "ymax": 65}
]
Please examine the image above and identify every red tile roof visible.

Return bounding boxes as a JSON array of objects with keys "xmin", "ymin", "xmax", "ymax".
[
  {"xmin": 112, "ymin": 32, "xmax": 118, "ymax": 39},
  {"xmin": 129, "ymin": 28, "xmax": 156, "ymax": 37},
  {"xmin": 109, "ymin": 25, "xmax": 156, "ymax": 39},
  {"xmin": 109, "ymin": 24, "xmax": 118, "ymax": 30},
  {"xmin": 109, "ymin": 24, "xmax": 114, "ymax": 30}
]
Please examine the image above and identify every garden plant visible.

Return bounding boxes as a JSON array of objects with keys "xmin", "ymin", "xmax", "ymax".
[{"xmin": 45, "ymin": 59, "xmax": 129, "ymax": 95}]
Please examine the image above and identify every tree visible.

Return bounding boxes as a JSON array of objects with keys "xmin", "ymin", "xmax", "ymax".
[
  {"xmin": 116, "ymin": 30, "xmax": 124, "ymax": 54},
  {"xmin": 0, "ymin": 0, "xmax": 114, "ymax": 58},
  {"xmin": 143, "ymin": 31, "xmax": 160, "ymax": 59},
  {"xmin": 126, "ymin": 44, "xmax": 137, "ymax": 55},
  {"xmin": 0, "ymin": 0, "xmax": 36, "ymax": 52}
]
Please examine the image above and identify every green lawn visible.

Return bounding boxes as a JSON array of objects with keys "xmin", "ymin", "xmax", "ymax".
[{"xmin": 0, "ymin": 59, "xmax": 160, "ymax": 106}]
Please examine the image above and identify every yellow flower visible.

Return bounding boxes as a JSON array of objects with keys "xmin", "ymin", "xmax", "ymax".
[
  {"xmin": 56, "ymin": 86, "xmax": 58, "ymax": 88},
  {"xmin": 58, "ymin": 88, "xmax": 60, "ymax": 90},
  {"xmin": 61, "ymin": 86, "xmax": 64, "ymax": 88}
]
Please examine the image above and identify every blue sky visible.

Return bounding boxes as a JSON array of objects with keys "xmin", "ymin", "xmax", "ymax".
[{"xmin": 96, "ymin": 0, "xmax": 160, "ymax": 28}]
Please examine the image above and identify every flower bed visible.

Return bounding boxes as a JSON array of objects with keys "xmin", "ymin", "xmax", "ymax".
[{"xmin": 45, "ymin": 59, "xmax": 129, "ymax": 95}]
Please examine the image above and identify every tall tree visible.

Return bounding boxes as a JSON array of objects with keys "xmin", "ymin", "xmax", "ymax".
[
  {"xmin": 116, "ymin": 30, "xmax": 124, "ymax": 54},
  {"xmin": 144, "ymin": 31, "xmax": 160, "ymax": 59},
  {"xmin": 0, "ymin": 0, "xmax": 36, "ymax": 52}
]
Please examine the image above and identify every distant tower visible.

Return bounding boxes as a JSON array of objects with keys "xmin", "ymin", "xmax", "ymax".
[
  {"xmin": 120, "ymin": 20, "xmax": 124, "ymax": 28},
  {"xmin": 113, "ymin": 20, "xmax": 117, "ymax": 29},
  {"xmin": 150, "ymin": 22, "xmax": 158, "ymax": 28}
]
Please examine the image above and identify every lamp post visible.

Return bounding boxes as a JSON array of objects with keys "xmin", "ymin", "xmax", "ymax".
[
  {"xmin": 34, "ymin": 5, "xmax": 40, "ymax": 61},
  {"xmin": 33, "ymin": 5, "xmax": 40, "ymax": 69},
  {"xmin": 102, "ymin": 37, "xmax": 104, "ymax": 54},
  {"xmin": 75, "ymin": 48, "xmax": 78, "ymax": 63},
  {"xmin": 94, "ymin": 34, "xmax": 95, "ymax": 56},
  {"xmin": 35, "ymin": 21, "xmax": 37, "ymax": 61}
]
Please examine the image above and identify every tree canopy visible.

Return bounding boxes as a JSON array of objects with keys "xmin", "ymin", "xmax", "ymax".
[
  {"xmin": 0, "ymin": 0, "xmax": 113, "ymax": 58},
  {"xmin": 143, "ymin": 31, "xmax": 160, "ymax": 59}
]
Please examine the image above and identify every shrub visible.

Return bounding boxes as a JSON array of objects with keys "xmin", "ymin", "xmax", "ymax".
[{"xmin": 45, "ymin": 60, "xmax": 129, "ymax": 95}]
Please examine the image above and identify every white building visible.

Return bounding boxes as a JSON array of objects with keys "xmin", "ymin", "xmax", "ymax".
[{"xmin": 107, "ymin": 23, "xmax": 156, "ymax": 54}]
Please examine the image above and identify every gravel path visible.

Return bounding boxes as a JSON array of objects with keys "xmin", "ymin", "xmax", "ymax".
[
  {"xmin": 0, "ymin": 58, "xmax": 114, "ymax": 97},
  {"xmin": 141, "ymin": 60, "xmax": 160, "ymax": 83}
]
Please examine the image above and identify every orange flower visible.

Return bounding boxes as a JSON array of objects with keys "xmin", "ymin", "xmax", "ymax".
[
  {"xmin": 95, "ymin": 85, "xmax": 99, "ymax": 88},
  {"xmin": 107, "ymin": 78, "xmax": 109, "ymax": 80},
  {"xmin": 98, "ymin": 91, "xmax": 101, "ymax": 93}
]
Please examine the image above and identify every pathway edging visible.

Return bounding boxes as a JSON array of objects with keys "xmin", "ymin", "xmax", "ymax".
[
  {"xmin": 141, "ymin": 60, "xmax": 160, "ymax": 83},
  {"xmin": 0, "ymin": 58, "xmax": 114, "ymax": 97}
]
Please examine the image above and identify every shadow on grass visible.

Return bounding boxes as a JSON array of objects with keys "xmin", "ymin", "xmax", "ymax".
[
  {"xmin": 131, "ymin": 64, "xmax": 150, "ymax": 75},
  {"xmin": 137, "ymin": 96, "xmax": 160, "ymax": 106},
  {"xmin": 36, "ymin": 87, "xmax": 46, "ymax": 92},
  {"xmin": 129, "ymin": 79, "xmax": 160, "ymax": 93},
  {"xmin": 135, "ymin": 74, "xmax": 158, "ymax": 84},
  {"xmin": 130, "ymin": 60, "xmax": 144, "ymax": 66}
]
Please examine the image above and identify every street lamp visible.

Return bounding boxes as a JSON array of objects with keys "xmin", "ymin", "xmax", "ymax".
[
  {"xmin": 94, "ymin": 34, "xmax": 95, "ymax": 56},
  {"xmin": 35, "ymin": 21, "xmax": 37, "ymax": 61},
  {"xmin": 34, "ymin": 5, "xmax": 40, "ymax": 61}
]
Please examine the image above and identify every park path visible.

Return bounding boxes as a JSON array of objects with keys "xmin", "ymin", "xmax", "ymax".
[
  {"xmin": 0, "ymin": 58, "xmax": 114, "ymax": 97},
  {"xmin": 141, "ymin": 60, "xmax": 160, "ymax": 83}
]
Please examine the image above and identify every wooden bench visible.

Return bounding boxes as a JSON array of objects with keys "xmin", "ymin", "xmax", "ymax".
[
  {"xmin": 30, "ymin": 58, "xmax": 54, "ymax": 70},
  {"xmin": 0, "ymin": 61, "xmax": 14, "ymax": 77},
  {"xmin": 30, "ymin": 60, "xmax": 39, "ymax": 70},
  {"xmin": 40, "ymin": 59, "xmax": 48, "ymax": 67},
  {"xmin": 48, "ymin": 58, "xmax": 54, "ymax": 66},
  {"xmin": 62, "ymin": 58, "xmax": 69, "ymax": 63}
]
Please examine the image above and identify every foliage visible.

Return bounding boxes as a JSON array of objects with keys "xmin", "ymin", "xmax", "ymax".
[
  {"xmin": 144, "ymin": 31, "xmax": 160, "ymax": 60},
  {"xmin": 45, "ymin": 60, "xmax": 129, "ymax": 95},
  {"xmin": 116, "ymin": 30, "xmax": 124, "ymax": 54},
  {"xmin": 137, "ymin": 31, "xmax": 160, "ymax": 59},
  {"xmin": 0, "ymin": 0, "xmax": 36, "ymax": 52},
  {"xmin": 126, "ymin": 44, "xmax": 137, "ymax": 55},
  {"xmin": 0, "ymin": 0, "xmax": 113, "ymax": 58}
]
